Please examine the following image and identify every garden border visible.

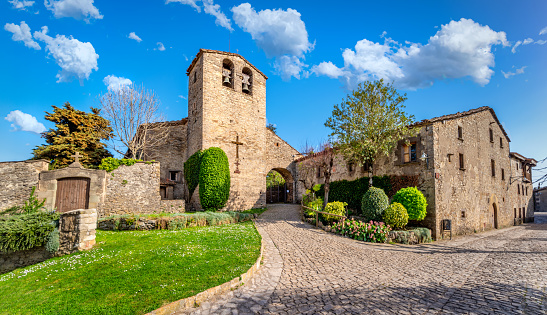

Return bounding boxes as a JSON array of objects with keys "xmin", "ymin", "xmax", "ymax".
[{"xmin": 146, "ymin": 220, "xmax": 264, "ymax": 315}]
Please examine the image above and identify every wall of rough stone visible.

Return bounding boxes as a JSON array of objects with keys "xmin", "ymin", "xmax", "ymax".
[
  {"xmin": 143, "ymin": 120, "xmax": 188, "ymax": 200},
  {"xmin": 37, "ymin": 165, "xmax": 106, "ymax": 211},
  {"xmin": 0, "ymin": 208, "xmax": 97, "ymax": 274},
  {"xmin": 535, "ymin": 187, "xmax": 547, "ymax": 212},
  {"xmin": 509, "ymin": 157, "xmax": 535, "ymax": 222},
  {"xmin": 98, "ymin": 162, "xmax": 162, "ymax": 217},
  {"xmin": 432, "ymin": 110, "xmax": 513, "ymax": 239},
  {"xmin": 0, "ymin": 160, "xmax": 49, "ymax": 211},
  {"xmin": 188, "ymin": 50, "xmax": 268, "ymax": 210}
]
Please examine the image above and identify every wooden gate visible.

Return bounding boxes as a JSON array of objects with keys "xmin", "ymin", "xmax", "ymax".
[
  {"xmin": 267, "ymin": 183, "xmax": 287, "ymax": 203},
  {"xmin": 55, "ymin": 177, "xmax": 90, "ymax": 213}
]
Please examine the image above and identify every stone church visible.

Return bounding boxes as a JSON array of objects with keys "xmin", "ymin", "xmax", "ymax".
[{"xmin": 142, "ymin": 49, "xmax": 300, "ymax": 210}]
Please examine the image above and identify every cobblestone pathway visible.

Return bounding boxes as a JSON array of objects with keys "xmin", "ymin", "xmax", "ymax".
[{"xmin": 182, "ymin": 204, "xmax": 547, "ymax": 315}]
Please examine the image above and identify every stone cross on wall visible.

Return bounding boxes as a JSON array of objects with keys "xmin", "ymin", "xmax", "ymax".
[
  {"xmin": 69, "ymin": 152, "xmax": 83, "ymax": 168},
  {"xmin": 231, "ymin": 136, "xmax": 243, "ymax": 174},
  {"xmin": 71, "ymin": 152, "xmax": 82, "ymax": 163}
]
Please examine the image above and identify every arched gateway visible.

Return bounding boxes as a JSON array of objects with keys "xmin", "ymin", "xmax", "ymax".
[{"xmin": 266, "ymin": 168, "xmax": 295, "ymax": 204}]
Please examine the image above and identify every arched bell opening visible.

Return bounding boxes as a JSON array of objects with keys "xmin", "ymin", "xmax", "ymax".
[
  {"xmin": 222, "ymin": 59, "xmax": 234, "ymax": 89},
  {"xmin": 266, "ymin": 168, "xmax": 294, "ymax": 204}
]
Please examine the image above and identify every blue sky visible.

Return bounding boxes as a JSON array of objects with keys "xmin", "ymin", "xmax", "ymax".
[{"xmin": 1, "ymin": 0, "xmax": 546, "ymax": 182}]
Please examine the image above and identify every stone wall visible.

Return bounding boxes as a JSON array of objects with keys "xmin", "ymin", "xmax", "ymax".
[
  {"xmin": 0, "ymin": 160, "xmax": 49, "ymax": 211},
  {"xmin": 0, "ymin": 208, "xmax": 97, "ymax": 274},
  {"xmin": 37, "ymin": 164, "xmax": 106, "ymax": 211},
  {"xmin": 143, "ymin": 120, "xmax": 188, "ymax": 200},
  {"xmin": 98, "ymin": 162, "xmax": 162, "ymax": 217},
  {"xmin": 535, "ymin": 187, "xmax": 547, "ymax": 212},
  {"xmin": 264, "ymin": 129, "xmax": 300, "ymax": 204}
]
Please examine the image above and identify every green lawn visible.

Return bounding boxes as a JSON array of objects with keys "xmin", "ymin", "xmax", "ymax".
[{"xmin": 0, "ymin": 221, "xmax": 261, "ymax": 315}]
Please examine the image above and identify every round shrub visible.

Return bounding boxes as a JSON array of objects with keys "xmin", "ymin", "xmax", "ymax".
[
  {"xmin": 361, "ymin": 187, "xmax": 389, "ymax": 222},
  {"xmin": 199, "ymin": 147, "xmax": 231, "ymax": 211},
  {"xmin": 322, "ymin": 201, "xmax": 347, "ymax": 224},
  {"xmin": 383, "ymin": 202, "xmax": 408, "ymax": 229},
  {"xmin": 391, "ymin": 187, "xmax": 427, "ymax": 221}
]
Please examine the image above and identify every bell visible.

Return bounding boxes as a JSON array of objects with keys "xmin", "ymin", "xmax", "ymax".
[
  {"xmin": 242, "ymin": 83, "xmax": 250, "ymax": 93},
  {"xmin": 223, "ymin": 76, "xmax": 231, "ymax": 85}
]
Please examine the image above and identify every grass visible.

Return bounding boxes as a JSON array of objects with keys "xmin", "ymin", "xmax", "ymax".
[
  {"xmin": 0, "ymin": 221, "xmax": 261, "ymax": 315},
  {"xmin": 240, "ymin": 207, "xmax": 268, "ymax": 215}
]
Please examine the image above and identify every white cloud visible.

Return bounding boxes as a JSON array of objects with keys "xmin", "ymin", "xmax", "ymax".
[
  {"xmin": 33, "ymin": 26, "xmax": 99, "ymax": 83},
  {"xmin": 45, "ymin": 0, "xmax": 103, "ymax": 22},
  {"xmin": 511, "ymin": 40, "xmax": 522, "ymax": 53},
  {"xmin": 502, "ymin": 66, "xmax": 526, "ymax": 79},
  {"xmin": 155, "ymin": 42, "xmax": 166, "ymax": 51},
  {"xmin": 202, "ymin": 0, "xmax": 232, "ymax": 31},
  {"xmin": 311, "ymin": 61, "xmax": 344, "ymax": 78},
  {"xmin": 103, "ymin": 75, "xmax": 132, "ymax": 91},
  {"xmin": 9, "ymin": 0, "xmax": 35, "ymax": 10},
  {"xmin": 540, "ymin": 26, "xmax": 547, "ymax": 35},
  {"xmin": 522, "ymin": 38, "xmax": 534, "ymax": 45},
  {"xmin": 313, "ymin": 18, "xmax": 508, "ymax": 90},
  {"xmin": 232, "ymin": 3, "xmax": 313, "ymax": 80},
  {"xmin": 178, "ymin": 95, "xmax": 187, "ymax": 99},
  {"xmin": 128, "ymin": 32, "xmax": 142, "ymax": 42},
  {"xmin": 274, "ymin": 55, "xmax": 307, "ymax": 80},
  {"xmin": 4, "ymin": 21, "xmax": 41, "ymax": 50},
  {"xmin": 5, "ymin": 110, "xmax": 46, "ymax": 134},
  {"xmin": 536, "ymin": 39, "xmax": 546, "ymax": 45},
  {"xmin": 165, "ymin": 0, "xmax": 200, "ymax": 12}
]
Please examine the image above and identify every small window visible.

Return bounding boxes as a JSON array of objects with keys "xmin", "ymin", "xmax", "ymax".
[
  {"xmin": 361, "ymin": 162, "xmax": 371, "ymax": 173},
  {"xmin": 459, "ymin": 153, "xmax": 465, "ymax": 170},
  {"xmin": 403, "ymin": 142, "xmax": 417, "ymax": 163},
  {"xmin": 193, "ymin": 71, "xmax": 197, "ymax": 83},
  {"xmin": 489, "ymin": 128, "xmax": 494, "ymax": 143},
  {"xmin": 500, "ymin": 137, "xmax": 503, "ymax": 148},
  {"xmin": 316, "ymin": 167, "xmax": 322, "ymax": 178},
  {"xmin": 501, "ymin": 168, "xmax": 505, "ymax": 180},
  {"xmin": 242, "ymin": 67, "xmax": 253, "ymax": 95},
  {"xmin": 457, "ymin": 126, "xmax": 463, "ymax": 139},
  {"xmin": 519, "ymin": 208, "xmax": 522, "ymax": 218},
  {"xmin": 514, "ymin": 208, "xmax": 517, "ymax": 218},
  {"xmin": 526, "ymin": 187, "xmax": 528, "ymax": 196},
  {"xmin": 222, "ymin": 59, "xmax": 234, "ymax": 88},
  {"xmin": 461, "ymin": 210, "xmax": 466, "ymax": 218},
  {"xmin": 491, "ymin": 159, "xmax": 495, "ymax": 177},
  {"xmin": 518, "ymin": 185, "xmax": 520, "ymax": 195},
  {"xmin": 169, "ymin": 171, "xmax": 181, "ymax": 182},
  {"xmin": 348, "ymin": 162, "xmax": 355, "ymax": 173}
]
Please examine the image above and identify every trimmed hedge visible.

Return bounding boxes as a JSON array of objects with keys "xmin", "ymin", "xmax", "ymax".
[
  {"xmin": 97, "ymin": 212, "xmax": 254, "ymax": 231},
  {"xmin": 0, "ymin": 212, "xmax": 59, "ymax": 252},
  {"xmin": 184, "ymin": 150, "xmax": 203, "ymax": 199},
  {"xmin": 199, "ymin": 147, "xmax": 231, "ymax": 211},
  {"xmin": 316, "ymin": 175, "xmax": 418, "ymax": 212},
  {"xmin": 391, "ymin": 187, "xmax": 427, "ymax": 221},
  {"xmin": 322, "ymin": 201, "xmax": 347, "ymax": 224},
  {"xmin": 361, "ymin": 187, "xmax": 389, "ymax": 222},
  {"xmin": 383, "ymin": 202, "xmax": 408, "ymax": 229}
]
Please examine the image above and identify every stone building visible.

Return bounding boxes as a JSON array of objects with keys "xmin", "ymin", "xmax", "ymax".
[
  {"xmin": 298, "ymin": 107, "xmax": 536, "ymax": 240},
  {"xmin": 534, "ymin": 186, "xmax": 547, "ymax": 212},
  {"xmin": 141, "ymin": 49, "xmax": 300, "ymax": 210}
]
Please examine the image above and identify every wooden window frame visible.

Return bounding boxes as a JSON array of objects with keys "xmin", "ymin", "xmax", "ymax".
[
  {"xmin": 402, "ymin": 142, "xmax": 417, "ymax": 163},
  {"xmin": 457, "ymin": 126, "xmax": 463, "ymax": 140}
]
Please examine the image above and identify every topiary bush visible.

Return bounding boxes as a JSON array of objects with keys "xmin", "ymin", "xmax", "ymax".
[
  {"xmin": 322, "ymin": 201, "xmax": 347, "ymax": 224},
  {"xmin": 0, "ymin": 211, "xmax": 59, "ymax": 252},
  {"xmin": 391, "ymin": 187, "xmax": 428, "ymax": 221},
  {"xmin": 361, "ymin": 187, "xmax": 389, "ymax": 222},
  {"xmin": 199, "ymin": 147, "xmax": 231, "ymax": 211},
  {"xmin": 383, "ymin": 202, "xmax": 408, "ymax": 229},
  {"xmin": 184, "ymin": 150, "xmax": 203, "ymax": 199}
]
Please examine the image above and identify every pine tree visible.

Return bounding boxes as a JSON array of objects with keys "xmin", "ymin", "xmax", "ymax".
[{"xmin": 32, "ymin": 102, "xmax": 114, "ymax": 169}]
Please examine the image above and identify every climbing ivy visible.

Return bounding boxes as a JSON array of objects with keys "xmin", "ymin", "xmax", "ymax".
[
  {"xmin": 184, "ymin": 150, "xmax": 203, "ymax": 199},
  {"xmin": 98, "ymin": 157, "xmax": 142, "ymax": 172}
]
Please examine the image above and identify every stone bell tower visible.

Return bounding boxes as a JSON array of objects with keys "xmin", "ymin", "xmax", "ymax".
[{"xmin": 186, "ymin": 49, "xmax": 268, "ymax": 209}]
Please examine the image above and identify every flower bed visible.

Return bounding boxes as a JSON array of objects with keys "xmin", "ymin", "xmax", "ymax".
[{"xmin": 330, "ymin": 219, "xmax": 391, "ymax": 243}]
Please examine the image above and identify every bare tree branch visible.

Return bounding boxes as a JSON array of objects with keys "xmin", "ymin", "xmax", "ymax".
[{"xmin": 99, "ymin": 84, "xmax": 169, "ymax": 160}]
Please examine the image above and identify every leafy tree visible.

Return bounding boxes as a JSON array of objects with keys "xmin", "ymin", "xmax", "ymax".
[
  {"xmin": 266, "ymin": 170, "xmax": 285, "ymax": 188},
  {"xmin": 325, "ymin": 79, "xmax": 418, "ymax": 182},
  {"xmin": 391, "ymin": 187, "xmax": 427, "ymax": 221},
  {"xmin": 33, "ymin": 103, "xmax": 113, "ymax": 169}
]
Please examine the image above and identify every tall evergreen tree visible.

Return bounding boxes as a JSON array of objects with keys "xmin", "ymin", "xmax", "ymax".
[{"xmin": 33, "ymin": 102, "xmax": 114, "ymax": 169}]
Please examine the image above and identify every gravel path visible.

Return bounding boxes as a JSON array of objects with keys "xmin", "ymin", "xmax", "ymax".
[{"xmin": 181, "ymin": 204, "xmax": 547, "ymax": 314}]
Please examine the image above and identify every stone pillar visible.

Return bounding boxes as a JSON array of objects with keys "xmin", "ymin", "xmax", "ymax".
[{"xmin": 58, "ymin": 208, "xmax": 97, "ymax": 255}]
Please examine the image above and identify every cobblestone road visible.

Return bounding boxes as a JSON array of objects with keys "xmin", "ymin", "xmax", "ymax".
[{"xmin": 183, "ymin": 205, "xmax": 547, "ymax": 314}]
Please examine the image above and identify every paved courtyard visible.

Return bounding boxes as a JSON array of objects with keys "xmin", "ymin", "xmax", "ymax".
[{"xmin": 182, "ymin": 205, "xmax": 547, "ymax": 314}]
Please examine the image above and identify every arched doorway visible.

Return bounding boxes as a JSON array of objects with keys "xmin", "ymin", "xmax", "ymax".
[{"xmin": 266, "ymin": 168, "xmax": 294, "ymax": 203}]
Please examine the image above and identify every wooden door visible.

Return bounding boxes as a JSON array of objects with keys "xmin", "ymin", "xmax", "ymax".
[{"xmin": 55, "ymin": 177, "xmax": 90, "ymax": 213}]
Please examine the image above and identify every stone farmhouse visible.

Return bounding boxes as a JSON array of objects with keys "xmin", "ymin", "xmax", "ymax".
[
  {"xmin": 0, "ymin": 49, "xmax": 536, "ymax": 241},
  {"xmin": 298, "ymin": 107, "xmax": 536, "ymax": 240},
  {"xmin": 534, "ymin": 186, "xmax": 547, "ymax": 212}
]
